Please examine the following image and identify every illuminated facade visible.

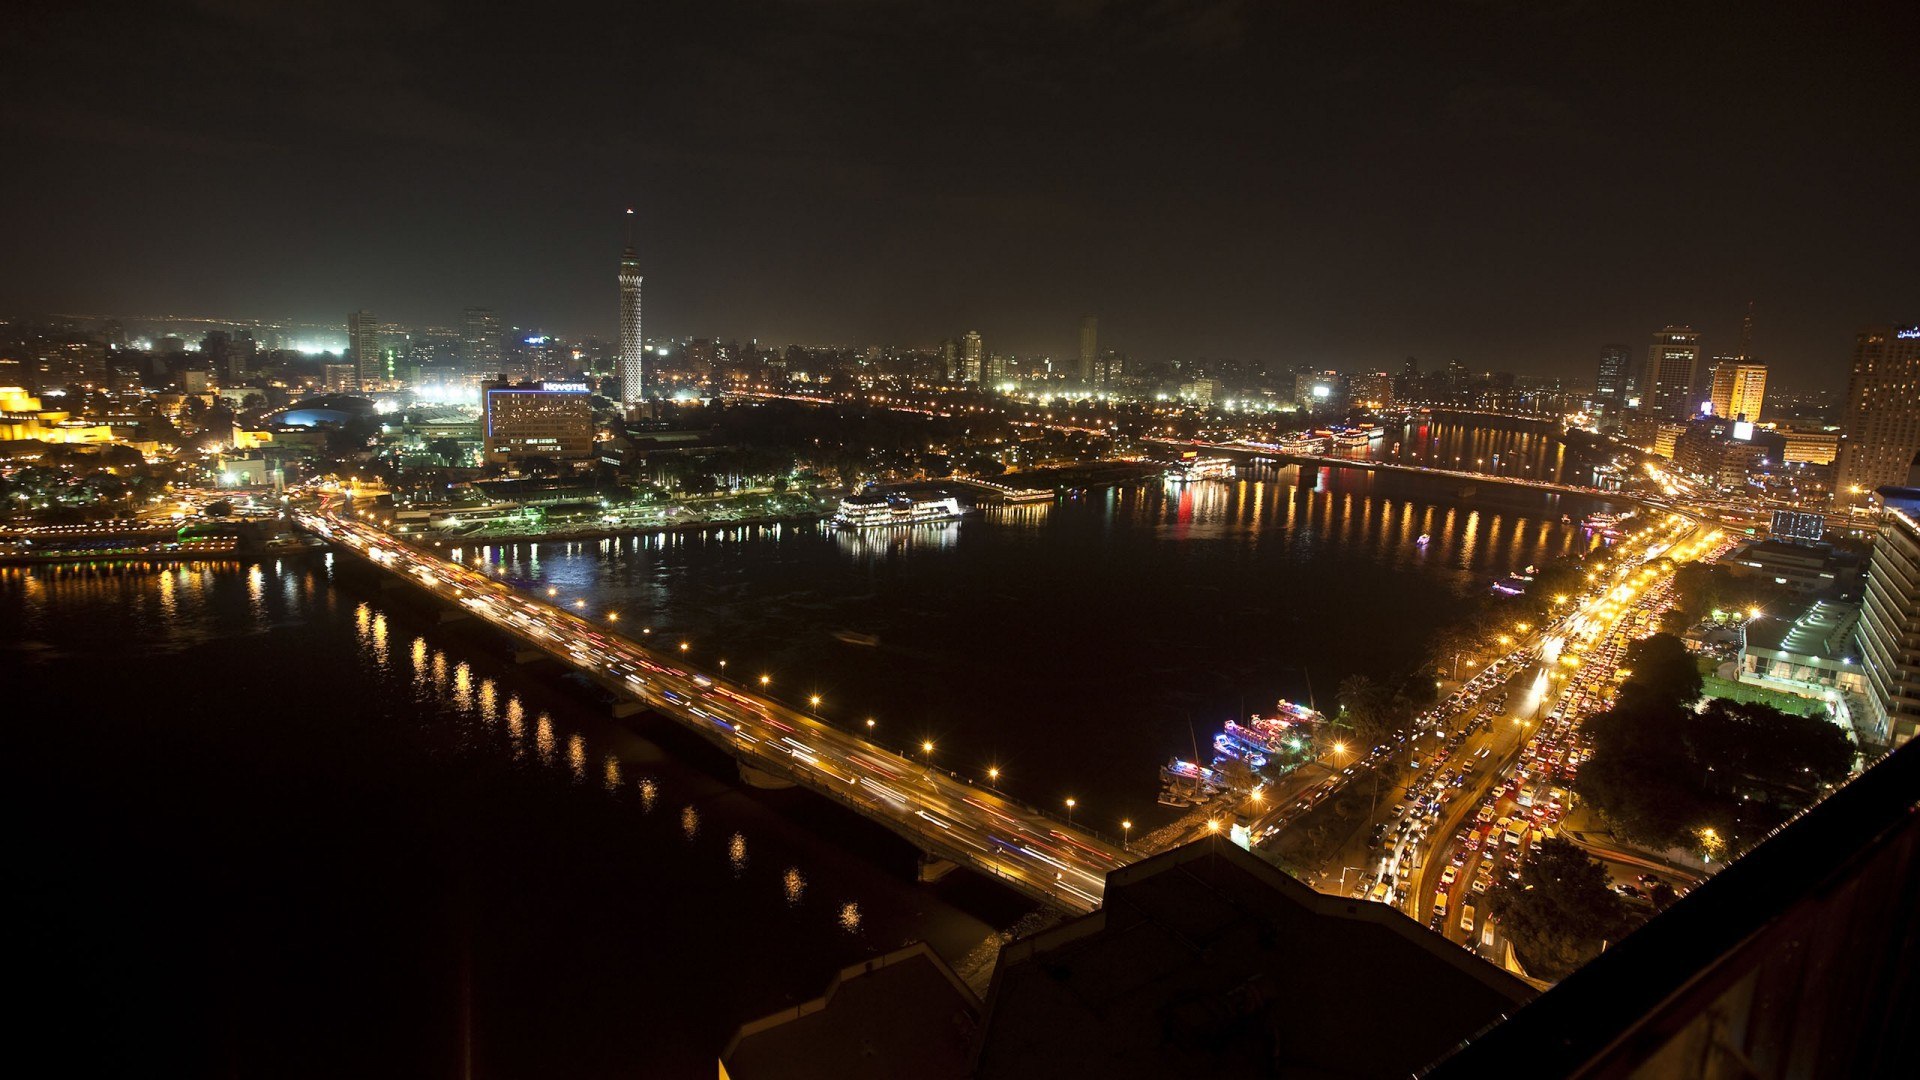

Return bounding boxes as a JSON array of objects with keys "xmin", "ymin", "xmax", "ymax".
[
  {"xmin": 618, "ymin": 212, "xmax": 645, "ymax": 415},
  {"xmin": 962, "ymin": 330, "xmax": 984, "ymax": 384},
  {"xmin": 483, "ymin": 381, "xmax": 594, "ymax": 464},
  {"xmin": 1709, "ymin": 360, "xmax": 1767, "ymax": 422},
  {"xmin": 1835, "ymin": 325, "xmax": 1920, "ymax": 506},
  {"xmin": 1859, "ymin": 485, "xmax": 1920, "ymax": 748},
  {"xmin": 0, "ymin": 387, "xmax": 115, "ymax": 444}
]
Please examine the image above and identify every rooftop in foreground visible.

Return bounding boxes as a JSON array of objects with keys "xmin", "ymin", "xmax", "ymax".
[{"xmin": 973, "ymin": 836, "xmax": 1532, "ymax": 1078}]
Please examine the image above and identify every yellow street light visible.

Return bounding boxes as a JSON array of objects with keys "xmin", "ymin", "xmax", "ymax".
[{"xmin": 760, "ymin": 674, "xmax": 771, "ymax": 687}]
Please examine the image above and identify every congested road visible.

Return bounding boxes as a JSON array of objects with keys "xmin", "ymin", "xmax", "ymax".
[
  {"xmin": 298, "ymin": 504, "xmax": 1129, "ymax": 914},
  {"xmin": 1391, "ymin": 516, "xmax": 1729, "ymax": 957},
  {"xmin": 1243, "ymin": 511, "xmax": 1728, "ymax": 965}
]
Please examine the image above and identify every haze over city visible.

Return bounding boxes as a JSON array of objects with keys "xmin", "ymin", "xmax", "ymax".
[
  {"xmin": 5, "ymin": 3, "xmax": 1919, "ymax": 1078},
  {"xmin": 5, "ymin": 2, "xmax": 1915, "ymax": 382}
]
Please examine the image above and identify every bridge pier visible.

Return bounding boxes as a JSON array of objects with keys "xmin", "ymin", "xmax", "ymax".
[
  {"xmin": 738, "ymin": 761, "xmax": 797, "ymax": 790},
  {"xmin": 916, "ymin": 853, "xmax": 959, "ymax": 883},
  {"xmin": 611, "ymin": 701, "xmax": 647, "ymax": 719}
]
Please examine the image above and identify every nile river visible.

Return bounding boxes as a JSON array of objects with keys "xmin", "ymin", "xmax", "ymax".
[{"xmin": 2, "ymin": 420, "xmax": 1606, "ymax": 1075}]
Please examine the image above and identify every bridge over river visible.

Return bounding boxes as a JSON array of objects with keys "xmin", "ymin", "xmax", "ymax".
[{"xmin": 296, "ymin": 507, "xmax": 1128, "ymax": 913}]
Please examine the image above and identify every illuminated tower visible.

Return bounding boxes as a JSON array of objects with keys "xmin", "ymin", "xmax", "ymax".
[{"xmin": 618, "ymin": 209, "xmax": 645, "ymax": 415}]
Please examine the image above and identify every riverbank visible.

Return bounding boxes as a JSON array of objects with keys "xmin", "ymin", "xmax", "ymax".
[{"xmin": 423, "ymin": 509, "xmax": 828, "ymax": 544}]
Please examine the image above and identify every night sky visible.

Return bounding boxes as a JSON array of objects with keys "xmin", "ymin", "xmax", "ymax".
[{"xmin": 4, "ymin": 1, "xmax": 1914, "ymax": 384}]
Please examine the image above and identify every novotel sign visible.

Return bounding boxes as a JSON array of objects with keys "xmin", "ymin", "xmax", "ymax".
[
  {"xmin": 1898, "ymin": 327, "xmax": 1920, "ymax": 340},
  {"xmin": 537, "ymin": 382, "xmax": 590, "ymax": 393}
]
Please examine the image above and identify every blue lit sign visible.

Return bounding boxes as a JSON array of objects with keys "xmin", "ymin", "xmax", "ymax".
[{"xmin": 1899, "ymin": 327, "xmax": 1920, "ymax": 340}]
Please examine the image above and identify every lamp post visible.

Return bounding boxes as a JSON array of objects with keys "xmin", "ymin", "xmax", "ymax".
[
  {"xmin": 1065, "ymin": 797, "xmax": 1076, "ymax": 827},
  {"xmin": 987, "ymin": 765, "xmax": 999, "ymax": 789},
  {"xmin": 1122, "ymin": 819, "xmax": 1133, "ymax": 851}
]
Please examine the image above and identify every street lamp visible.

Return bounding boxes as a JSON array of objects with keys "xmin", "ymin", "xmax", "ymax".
[
  {"xmin": 809, "ymin": 694, "xmax": 822, "ymax": 715},
  {"xmin": 1065, "ymin": 797, "xmax": 1076, "ymax": 826},
  {"xmin": 1122, "ymin": 819, "xmax": 1133, "ymax": 851},
  {"xmin": 718, "ymin": 659, "xmax": 727, "ymax": 678},
  {"xmin": 607, "ymin": 611, "xmax": 618, "ymax": 622},
  {"xmin": 760, "ymin": 674, "xmax": 771, "ymax": 688},
  {"xmin": 987, "ymin": 764, "xmax": 999, "ymax": 788}
]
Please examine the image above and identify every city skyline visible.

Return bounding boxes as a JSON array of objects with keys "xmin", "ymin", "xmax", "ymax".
[{"xmin": 3, "ymin": 4, "xmax": 1914, "ymax": 384}]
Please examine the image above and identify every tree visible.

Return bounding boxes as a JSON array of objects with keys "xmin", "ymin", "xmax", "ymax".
[
  {"xmin": 1684, "ymin": 698, "xmax": 1854, "ymax": 796},
  {"xmin": 1617, "ymin": 633, "xmax": 1702, "ymax": 708},
  {"xmin": 1579, "ymin": 655, "xmax": 1854, "ymax": 855},
  {"xmin": 1488, "ymin": 837, "xmax": 1632, "ymax": 980},
  {"xmin": 1336, "ymin": 675, "xmax": 1412, "ymax": 748}
]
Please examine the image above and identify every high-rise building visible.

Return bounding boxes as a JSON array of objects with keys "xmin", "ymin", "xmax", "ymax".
[
  {"xmin": 1646, "ymin": 325, "xmax": 1701, "ymax": 420},
  {"xmin": 1594, "ymin": 344, "xmax": 1631, "ymax": 404},
  {"xmin": 483, "ymin": 379, "xmax": 595, "ymax": 464},
  {"xmin": 1859, "ymin": 469, "xmax": 1920, "ymax": 748},
  {"xmin": 1078, "ymin": 315, "xmax": 1098, "ymax": 383},
  {"xmin": 1836, "ymin": 324, "xmax": 1920, "ymax": 506},
  {"xmin": 618, "ymin": 210, "xmax": 645, "ymax": 416},
  {"xmin": 1350, "ymin": 371, "xmax": 1393, "ymax": 409},
  {"xmin": 1708, "ymin": 360, "xmax": 1767, "ymax": 422},
  {"xmin": 962, "ymin": 331, "xmax": 984, "ymax": 384},
  {"xmin": 348, "ymin": 310, "xmax": 378, "ymax": 392},
  {"xmin": 462, "ymin": 307, "xmax": 503, "ymax": 374},
  {"xmin": 939, "ymin": 338, "xmax": 957, "ymax": 382}
]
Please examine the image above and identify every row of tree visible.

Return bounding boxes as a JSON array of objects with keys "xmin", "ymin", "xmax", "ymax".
[{"xmin": 1575, "ymin": 634, "xmax": 1855, "ymax": 858}]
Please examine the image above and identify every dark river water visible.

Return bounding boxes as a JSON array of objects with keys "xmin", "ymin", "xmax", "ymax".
[
  {"xmin": 2, "ymin": 420, "xmax": 1608, "ymax": 1077},
  {"xmin": 458, "ymin": 422, "xmax": 1605, "ymax": 838}
]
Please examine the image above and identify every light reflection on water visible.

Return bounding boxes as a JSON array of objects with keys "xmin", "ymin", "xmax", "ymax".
[
  {"xmin": 496, "ymin": 453, "xmax": 1612, "ymax": 822},
  {"xmin": 3, "ymin": 558, "xmax": 1007, "ymax": 1021}
]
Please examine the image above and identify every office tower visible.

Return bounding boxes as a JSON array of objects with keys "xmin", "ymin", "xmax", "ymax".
[
  {"xmin": 1645, "ymin": 325, "xmax": 1701, "ymax": 420},
  {"xmin": 1097, "ymin": 348, "xmax": 1123, "ymax": 390},
  {"xmin": 1835, "ymin": 324, "xmax": 1920, "ymax": 505},
  {"xmin": 962, "ymin": 330, "xmax": 984, "ymax": 383},
  {"xmin": 1078, "ymin": 315, "xmax": 1098, "ymax": 383},
  {"xmin": 1708, "ymin": 360, "xmax": 1767, "ymax": 422},
  {"xmin": 1594, "ymin": 344, "xmax": 1630, "ymax": 404},
  {"xmin": 1859, "ymin": 467, "xmax": 1920, "ymax": 747},
  {"xmin": 462, "ymin": 307, "xmax": 503, "ymax": 375},
  {"xmin": 618, "ymin": 210, "xmax": 645, "ymax": 415},
  {"xmin": 348, "ymin": 309, "xmax": 378, "ymax": 391}
]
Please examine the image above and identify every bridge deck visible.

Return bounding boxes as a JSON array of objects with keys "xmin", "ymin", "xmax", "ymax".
[{"xmin": 299, "ymin": 509, "xmax": 1126, "ymax": 912}]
